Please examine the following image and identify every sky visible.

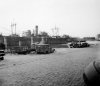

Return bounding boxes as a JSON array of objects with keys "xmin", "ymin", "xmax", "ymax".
[{"xmin": 0, "ymin": 0, "xmax": 100, "ymax": 37}]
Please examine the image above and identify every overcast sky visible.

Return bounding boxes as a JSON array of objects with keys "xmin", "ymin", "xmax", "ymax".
[{"xmin": 0, "ymin": 0, "xmax": 100, "ymax": 37}]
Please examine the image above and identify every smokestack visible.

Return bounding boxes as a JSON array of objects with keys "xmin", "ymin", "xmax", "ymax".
[{"xmin": 35, "ymin": 25, "xmax": 38, "ymax": 36}]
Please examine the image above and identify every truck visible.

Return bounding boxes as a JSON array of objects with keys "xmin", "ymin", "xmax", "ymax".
[
  {"xmin": 35, "ymin": 44, "xmax": 55, "ymax": 54},
  {"xmin": 67, "ymin": 41, "xmax": 90, "ymax": 48},
  {"xmin": 0, "ymin": 43, "xmax": 5, "ymax": 60}
]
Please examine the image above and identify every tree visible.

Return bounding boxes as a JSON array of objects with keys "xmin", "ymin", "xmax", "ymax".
[
  {"xmin": 9, "ymin": 34, "xmax": 20, "ymax": 37},
  {"xmin": 39, "ymin": 31, "xmax": 49, "ymax": 37},
  {"xmin": 22, "ymin": 30, "xmax": 31, "ymax": 37},
  {"xmin": 62, "ymin": 34, "xmax": 70, "ymax": 38}
]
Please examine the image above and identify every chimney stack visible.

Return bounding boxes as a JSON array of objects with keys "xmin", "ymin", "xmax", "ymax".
[{"xmin": 35, "ymin": 25, "xmax": 38, "ymax": 36}]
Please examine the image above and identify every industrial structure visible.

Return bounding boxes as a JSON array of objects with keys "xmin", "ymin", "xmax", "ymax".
[{"xmin": 96, "ymin": 34, "xmax": 100, "ymax": 41}]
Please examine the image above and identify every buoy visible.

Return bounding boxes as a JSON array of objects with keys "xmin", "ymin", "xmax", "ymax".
[{"xmin": 83, "ymin": 60, "xmax": 100, "ymax": 86}]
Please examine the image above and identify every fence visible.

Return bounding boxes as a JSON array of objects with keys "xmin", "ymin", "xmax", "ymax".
[{"xmin": 0, "ymin": 36, "xmax": 74, "ymax": 49}]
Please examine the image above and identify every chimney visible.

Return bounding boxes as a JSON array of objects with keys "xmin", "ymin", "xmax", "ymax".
[{"xmin": 35, "ymin": 25, "xmax": 38, "ymax": 36}]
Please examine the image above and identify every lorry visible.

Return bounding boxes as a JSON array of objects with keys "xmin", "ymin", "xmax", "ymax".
[
  {"xmin": 67, "ymin": 41, "xmax": 90, "ymax": 48},
  {"xmin": 0, "ymin": 43, "xmax": 5, "ymax": 60},
  {"xmin": 35, "ymin": 44, "xmax": 55, "ymax": 54}
]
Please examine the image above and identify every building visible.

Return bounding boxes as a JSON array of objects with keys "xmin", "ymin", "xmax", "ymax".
[
  {"xmin": 96, "ymin": 34, "xmax": 100, "ymax": 41},
  {"xmin": 33, "ymin": 25, "xmax": 38, "ymax": 36},
  {"xmin": 22, "ymin": 30, "xmax": 31, "ymax": 37}
]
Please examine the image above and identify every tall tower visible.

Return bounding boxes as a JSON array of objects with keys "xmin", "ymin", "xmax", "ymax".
[{"xmin": 35, "ymin": 25, "xmax": 38, "ymax": 36}]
